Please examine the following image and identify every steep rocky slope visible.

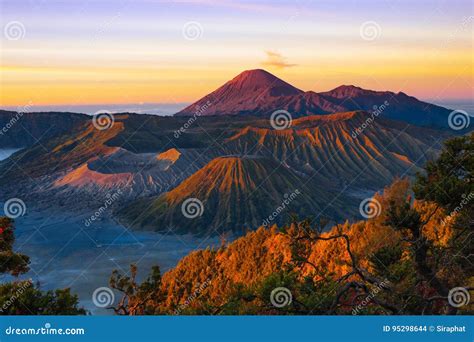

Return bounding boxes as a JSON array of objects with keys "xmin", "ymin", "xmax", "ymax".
[{"xmin": 119, "ymin": 156, "xmax": 345, "ymax": 234}]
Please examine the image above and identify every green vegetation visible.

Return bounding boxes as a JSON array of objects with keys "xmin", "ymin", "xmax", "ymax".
[
  {"xmin": 2, "ymin": 133, "xmax": 471, "ymax": 315},
  {"xmin": 0, "ymin": 217, "xmax": 85, "ymax": 315},
  {"xmin": 110, "ymin": 133, "xmax": 473, "ymax": 315}
]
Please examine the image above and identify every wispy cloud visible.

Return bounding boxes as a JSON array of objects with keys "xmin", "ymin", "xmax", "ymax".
[{"xmin": 261, "ymin": 51, "xmax": 297, "ymax": 69}]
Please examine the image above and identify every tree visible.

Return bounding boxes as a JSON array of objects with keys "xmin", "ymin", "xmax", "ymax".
[
  {"xmin": 0, "ymin": 217, "xmax": 29, "ymax": 276},
  {"xmin": 391, "ymin": 132, "xmax": 473, "ymax": 313},
  {"xmin": 413, "ymin": 132, "xmax": 473, "ymax": 279},
  {"xmin": 104, "ymin": 134, "xmax": 473, "ymax": 316},
  {"xmin": 109, "ymin": 264, "xmax": 164, "ymax": 315},
  {"xmin": 211, "ymin": 158, "xmax": 472, "ymax": 315},
  {"xmin": 0, "ymin": 217, "xmax": 85, "ymax": 315},
  {"xmin": 275, "ymin": 134, "xmax": 473, "ymax": 315}
]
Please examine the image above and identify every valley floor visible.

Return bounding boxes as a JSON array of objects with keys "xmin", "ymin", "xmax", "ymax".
[{"xmin": 1, "ymin": 208, "xmax": 219, "ymax": 314}]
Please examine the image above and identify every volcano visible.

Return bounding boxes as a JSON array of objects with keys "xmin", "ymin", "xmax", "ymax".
[
  {"xmin": 175, "ymin": 69, "xmax": 453, "ymax": 129},
  {"xmin": 175, "ymin": 69, "xmax": 305, "ymax": 117},
  {"xmin": 118, "ymin": 155, "xmax": 344, "ymax": 234}
]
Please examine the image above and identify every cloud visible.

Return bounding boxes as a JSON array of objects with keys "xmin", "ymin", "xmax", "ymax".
[{"xmin": 261, "ymin": 51, "xmax": 297, "ymax": 69}]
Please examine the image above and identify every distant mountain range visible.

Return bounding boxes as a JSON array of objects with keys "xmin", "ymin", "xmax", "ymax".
[
  {"xmin": 176, "ymin": 69, "xmax": 452, "ymax": 129},
  {"xmin": 0, "ymin": 69, "xmax": 459, "ymax": 234},
  {"xmin": 0, "ymin": 111, "xmax": 87, "ymax": 148},
  {"xmin": 0, "ymin": 111, "xmax": 449, "ymax": 234}
]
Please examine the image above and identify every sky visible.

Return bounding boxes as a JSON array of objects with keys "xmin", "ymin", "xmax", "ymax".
[{"xmin": 0, "ymin": 0, "xmax": 473, "ymax": 111}]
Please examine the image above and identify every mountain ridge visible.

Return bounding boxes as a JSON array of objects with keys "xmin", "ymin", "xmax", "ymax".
[
  {"xmin": 118, "ymin": 155, "xmax": 346, "ymax": 234},
  {"xmin": 175, "ymin": 69, "xmax": 453, "ymax": 129}
]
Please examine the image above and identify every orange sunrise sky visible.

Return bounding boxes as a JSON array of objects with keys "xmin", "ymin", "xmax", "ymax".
[{"xmin": 1, "ymin": 0, "xmax": 472, "ymax": 108}]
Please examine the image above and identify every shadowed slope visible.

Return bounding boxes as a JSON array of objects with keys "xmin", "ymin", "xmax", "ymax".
[
  {"xmin": 118, "ymin": 156, "xmax": 345, "ymax": 234},
  {"xmin": 0, "ymin": 110, "xmax": 88, "ymax": 148},
  {"xmin": 223, "ymin": 111, "xmax": 444, "ymax": 188},
  {"xmin": 320, "ymin": 85, "xmax": 452, "ymax": 128}
]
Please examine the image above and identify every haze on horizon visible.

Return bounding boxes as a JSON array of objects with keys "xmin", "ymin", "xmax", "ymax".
[{"xmin": 0, "ymin": 0, "xmax": 472, "ymax": 109}]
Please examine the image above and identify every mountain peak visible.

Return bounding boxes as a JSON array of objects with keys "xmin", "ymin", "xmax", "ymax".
[
  {"xmin": 174, "ymin": 69, "xmax": 451, "ymax": 128},
  {"xmin": 232, "ymin": 68, "xmax": 281, "ymax": 83},
  {"xmin": 175, "ymin": 69, "xmax": 303, "ymax": 116},
  {"xmin": 119, "ymin": 155, "xmax": 334, "ymax": 233},
  {"xmin": 322, "ymin": 84, "xmax": 374, "ymax": 98},
  {"xmin": 226, "ymin": 68, "xmax": 302, "ymax": 96},
  {"xmin": 235, "ymin": 68, "xmax": 273, "ymax": 78}
]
